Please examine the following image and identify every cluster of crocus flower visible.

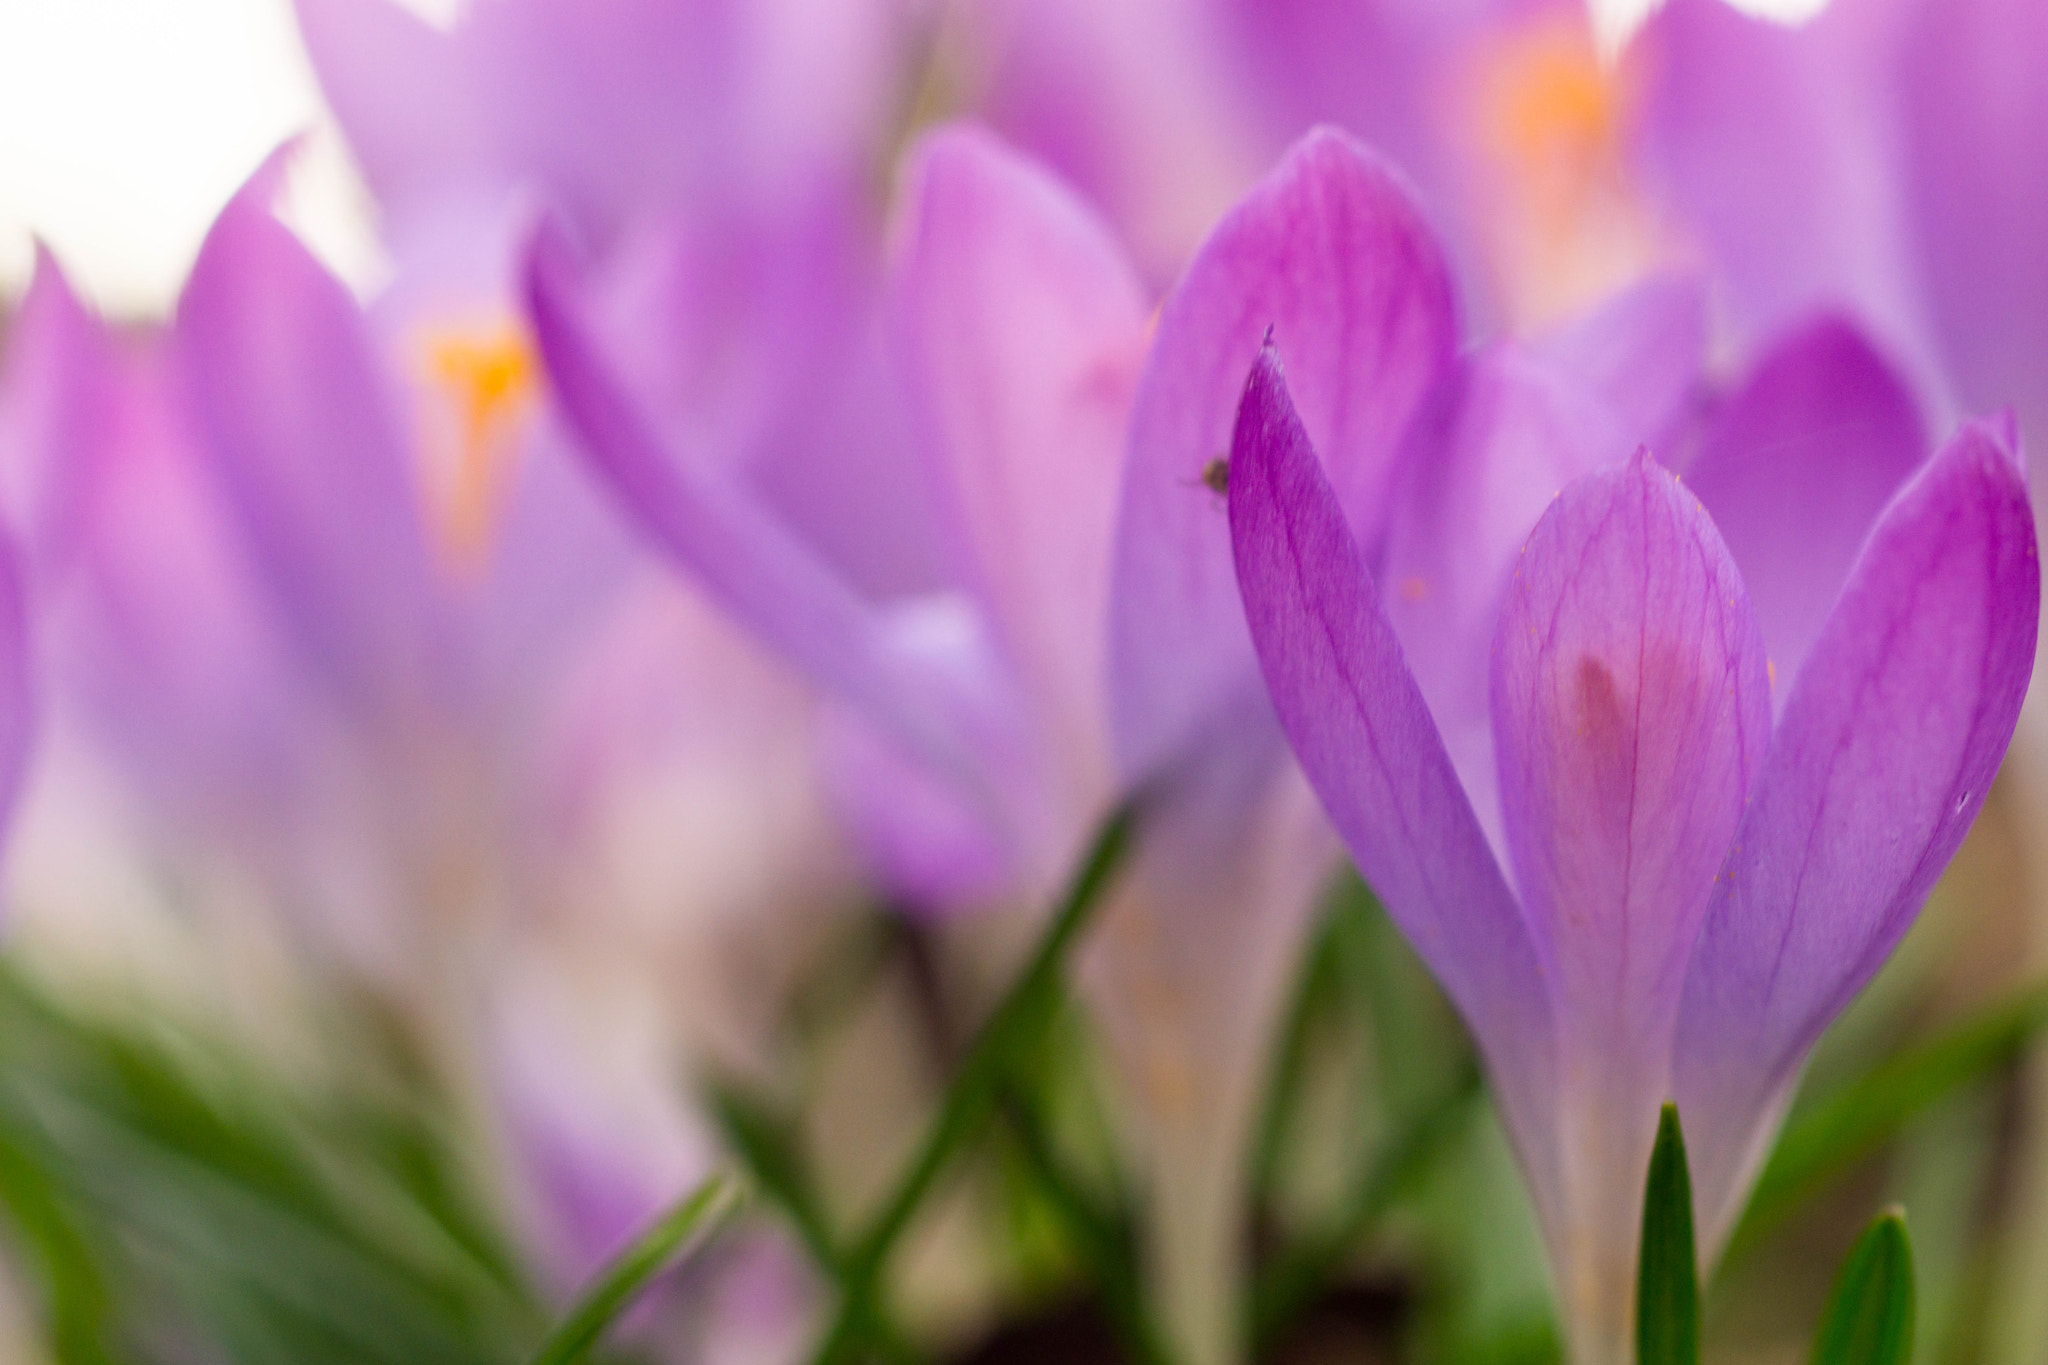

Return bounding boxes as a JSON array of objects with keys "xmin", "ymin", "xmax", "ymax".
[{"xmin": 0, "ymin": 0, "xmax": 2044, "ymax": 1361}]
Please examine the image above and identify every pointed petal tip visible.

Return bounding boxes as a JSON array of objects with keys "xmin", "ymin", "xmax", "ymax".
[
  {"xmin": 1974, "ymin": 407, "xmax": 2025, "ymax": 475},
  {"xmin": 27, "ymin": 238, "xmax": 64, "ymax": 289},
  {"xmin": 15, "ymin": 241, "xmax": 89, "ymax": 329},
  {"xmin": 231, "ymin": 137, "xmax": 310, "ymax": 217},
  {"xmin": 1944, "ymin": 410, "xmax": 2032, "ymax": 492},
  {"xmin": 898, "ymin": 118, "xmax": 1005, "ymax": 172},
  {"xmin": 1249, "ymin": 330, "xmax": 1283, "ymax": 384},
  {"xmin": 1230, "ymin": 342, "xmax": 1300, "ymax": 486},
  {"xmin": 181, "ymin": 139, "xmax": 325, "ymax": 322},
  {"xmin": 1288, "ymin": 122, "xmax": 1393, "ymax": 182}
]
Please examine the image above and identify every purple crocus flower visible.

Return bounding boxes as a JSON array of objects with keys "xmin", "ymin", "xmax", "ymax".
[
  {"xmin": 531, "ymin": 120, "xmax": 1495, "ymax": 1364},
  {"xmin": 1630, "ymin": 0, "xmax": 2048, "ymax": 441},
  {"xmin": 1202, "ymin": 0, "xmax": 1948, "ymax": 411},
  {"xmin": 291, "ymin": 0, "xmax": 908, "ymax": 255},
  {"xmin": 1229, "ymin": 319, "xmax": 2037, "ymax": 1365},
  {"xmin": 0, "ymin": 203, "xmax": 852, "ymax": 1339}
]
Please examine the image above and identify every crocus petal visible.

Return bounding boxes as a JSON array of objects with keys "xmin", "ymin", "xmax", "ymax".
[
  {"xmin": 1113, "ymin": 126, "xmax": 1459, "ymax": 781},
  {"xmin": 964, "ymin": 0, "xmax": 1267, "ymax": 278},
  {"xmin": 1214, "ymin": 0, "xmax": 1484, "ymax": 245},
  {"xmin": 1683, "ymin": 317, "xmax": 1926, "ymax": 703},
  {"xmin": 586, "ymin": 191, "xmax": 945, "ymax": 601},
  {"xmin": 3, "ymin": 256, "xmax": 319, "ymax": 839},
  {"xmin": 67, "ymin": 350, "xmax": 322, "ymax": 827},
  {"xmin": 1896, "ymin": 0, "xmax": 2048, "ymax": 436},
  {"xmin": 1631, "ymin": 0, "xmax": 1938, "ymax": 390},
  {"xmin": 176, "ymin": 163, "xmax": 454, "ymax": 723},
  {"xmin": 1492, "ymin": 449, "xmax": 1771, "ymax": 1037},
  {"xmin": 1227, "ymin": 345, "xmax": 1560, "ymax": 1217},
  {"xmin": 0, "ymin": 529, "xmax": 33, "ymax": 849},
  {"xmin": 296, "ymin": 0, "xmax": 727, "ymax": 243},
  {"xmin": 890, "ymin": 124, "xmax": 1149, "ymax": 779},
  {"xmin": 1489, "ymin": 447, "xmax": 1769, "ymax": 1359},
  {"xmin": 0, "ymin": 246, "xmax": 106, "ymax": 567},
  {"xmin": 816, "ymin": 595, "xmax": 1032, "ymax": 909},
  {"xmin": 1380, "ymin": 343, "xmax": 1637, "ymax": 853},
  {"xmin": 1675, "ymin": 417, "xmax": 2039, "ymax": 1247},
  {"xmin": 525, "ymin": 220, "xmax": 1034, "ymax": 871},
  {"xmin": 487, "ymin": 934, "xmax": 718, "ymax": 1287},
  {"xmin": 291, "ymin": 0, "xmax": 479, "ymax": 223},
  {"xmin": 297, "ymin": 0, "xmax": 900, "ymax": 247},
  {"xmin": 1528, "ymin": 273, "xmax": 1706, "ymax": 449}
]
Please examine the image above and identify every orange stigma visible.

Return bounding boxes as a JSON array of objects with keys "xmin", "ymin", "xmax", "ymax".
[
  {"xmin": 421, "ymin": 320, "xmax": 537, "ymax": 577},
  {"xmin": 1471, "ymin": 17, "xmax": 1658, "ymax": 325}
]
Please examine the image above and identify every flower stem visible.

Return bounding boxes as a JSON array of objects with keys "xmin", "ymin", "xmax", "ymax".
[{"xmin": 811, "ymin": 799, "xmax": 1142, "ymax": 1364}]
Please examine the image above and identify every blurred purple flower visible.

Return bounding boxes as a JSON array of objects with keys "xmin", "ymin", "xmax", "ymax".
[
  {"xmin": 1217, "ymin": 0, "xmax": 2048, "ymax": 451},
  {"xmin": 1230, "ymin": 323, "xmax": 2037, "ymax": 1362},
  {"xmin": 277, "ymin": 0, "xmax": 931, "ymax": 1314},
  {"xmin": 0, "ymin": 167, "xmax": 629, "ymax": 974},
  {"xmin": 1834, "ymin": 0, "xmax": 2048, "ymax": 438},
  {"xmin": 530, "ymin": 120, "xmax": 1485, "ymax": 1362},
  {"xmin": 292, "ymin": 0, "xmax": 908, "ymax": 253},
  {"xmin": 0, "ymin": 175, "xmax": 849, "ymax": 1334}
]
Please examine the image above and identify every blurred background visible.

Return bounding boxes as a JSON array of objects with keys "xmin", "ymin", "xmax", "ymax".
[{"xmin": 2, "ymin": 2, "xmax": 2046, "ymax": 1365}]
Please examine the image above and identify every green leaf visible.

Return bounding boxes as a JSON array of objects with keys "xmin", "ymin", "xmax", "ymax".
[
  {"xmin": 705, "ymin": 1081, "xmax": 843, "ymax": 1272},
  {"xmin": 995, "ymin": 1085, "xmax": 1164, "ymax": 1365},
  {"xmin": 0, "ymin": 962, "xmax": 546, "ymax": 1365},
  {"xmin": 1729, "ymin": 979, "xmax": 2048, "ymax": 1259},
  {"xmin": 1810, "ymin": 1211, "xmax": 1915, "ymax": 1365},
  {"xmin": 809, "ymin": 798, "xmax": 1141, "ymax": 1365},
  {"xmin": 1248, "ymin": 1057, "xmax": 1478, "ymax": 1352},
  {"xmin": 527, "ymin": 1172, "xmax": 744, "ymax": 1365},
  {"xmin": 1637, "ymin": 1105, "xmax": 1699, "ymax": 1365}
]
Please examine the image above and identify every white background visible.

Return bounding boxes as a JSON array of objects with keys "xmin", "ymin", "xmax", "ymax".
[{"xmin": 0, "ymin": 0, "xmax": 1830, "ymax": 317}]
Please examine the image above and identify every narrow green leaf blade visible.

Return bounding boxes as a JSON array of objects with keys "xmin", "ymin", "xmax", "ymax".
[
  {"xmin": 528, "ymin": 1172, "xmax": 744, "ymax": 1365},
  {"xmin": 1637, "ymin": 1105, "xmax": 1700, "ymax": 1365},
  {"xmin": 1810, "ymin": 1211, "xmax": 1915, "ymax": 1365},
  {"xmin": 1732, "ymin": 979, "xmax": 2048, "ymax": 1256},
  {"xmin": 809, "ymin": 798, "xmax": 1140, "ymax": 1365}
]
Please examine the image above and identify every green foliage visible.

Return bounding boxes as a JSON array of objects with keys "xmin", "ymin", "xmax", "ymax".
[
  {"xmin": 1809, "ymin": 1211, "xmax": 1915, "ymax": 1365},
  {"xmin": 0, "ymin": 964, "xmax": 545, "ymax": 1365},
  {"xmin": 0, "ymin": 832, "xmax": 2033, "ymax": 1365},
  {"xmin": 1637, "ymin": 1105, "xmax": 1699, "ymax": 1365},
  {"xmin": 802, "ymin": 798, "xmax": 1140, "ymax": 1364},
  {"xmin": 528, "ymin": 1173, "xmax": 744, "ymax": 1365},
  {"xmin": 1730, "ymin": 979, "xmax": 2048, "ymax": 1260}
]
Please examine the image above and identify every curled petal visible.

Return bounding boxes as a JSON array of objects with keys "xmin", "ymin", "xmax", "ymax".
[
  {"xmin": 1675, "ymin": 416, "xmax": 2039, "ymax": 1246},
  {"xmin": 525, "ymin": 221, "xmax": 1035, "ymax": 880},
  {"xmin": 890, "ymin": 124, "xmax": 1148, "ymax": 774},
  {"xmin": 1226, "ymin": 345, "xmax": 1560, "ymax": 1219},
  {"xmin": 1113, "ymin": 127, "xmax": 1458, "ymax": 780}
]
